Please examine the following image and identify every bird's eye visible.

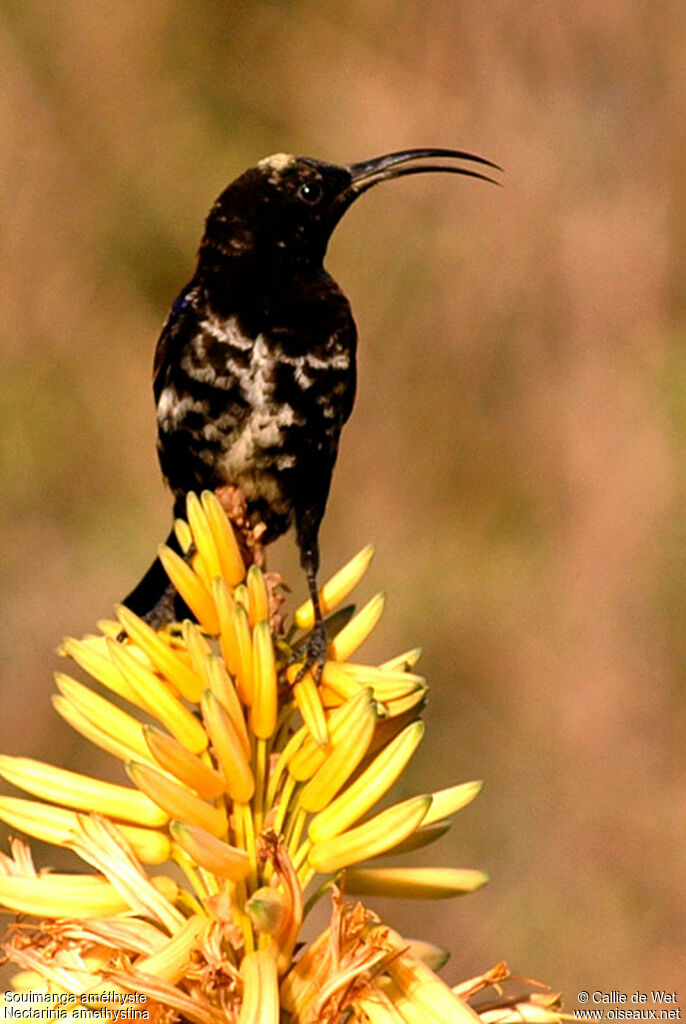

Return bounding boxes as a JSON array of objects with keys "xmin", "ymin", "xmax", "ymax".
[{"xmin": 298, "ymin": 180, "xmax": 323, "ymax": 204}]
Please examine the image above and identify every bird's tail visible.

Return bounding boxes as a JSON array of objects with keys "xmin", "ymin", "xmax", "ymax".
[{"xmin": 122, "ymin": 528, "xmax": 191, "ymax": 627}]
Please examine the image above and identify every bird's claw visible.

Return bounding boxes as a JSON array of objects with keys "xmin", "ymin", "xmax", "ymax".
[{"xmin": 291, "ymin": 617, "xmax": 328, "ymax": 687}]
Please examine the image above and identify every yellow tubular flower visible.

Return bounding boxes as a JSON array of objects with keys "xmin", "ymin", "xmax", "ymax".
[
  {"xmin": 287, "ymin": 664, "xmax": 328, "ymax": 746},
  {"xmin": 336, "ymin": 662, "xmax": 424, "ymax": 684},
  {"xmin": 328, "ymin": 591, "xmax": 386, "ymax": 661},
  {"xmin": 173, "ymin": 515, "xmax": 193, "ymax": 554},
  {"xmin": 247, "ymin": 564, "xmax": 270, "ymax": 625},
  {"xmin": 0, "ymin": 756, "xmax": 168, "ymax": 827},
  {"xmin": 53, "ymin": 672, "xmax": 150, "ymax": 760},
  {"xmin": 250, "ymin": 621, "xmax": 277, "ymax": 740},
  {"xmin": 381, "ymin": 687, "xmax": 428, "ymax": 718},
  {"xmin": 0, "ymin": 795, "xmax": 170, "ymax": 864},
  {"xmin": 307, "ymin": 720, "xmax": 425, "ymax": 843},
  {"xmin": 186, "ymin": 491, "xmax": 222, "ymax": 582},
  {"xmin": 169, "ymin": 821, "xmax": 250, "ymax": 881},
  {"xmin": 107, "ymin": 638, "xmax": 208, "ymax": 754},
  {"xmin": 52, "ymin": 694, "xmax": 155, "ymax": 766},
  {"xmin": 201, "ymin": 488, "xmax": 245, "ymax": 586},
  {"xmin": 181, "ymin": 619, "xmax": 213, "ymax": 677},
  {"xmin": 59, "ymin": 635, "xmax": 138, "ymax": 704},
  {"xmin": 204, "ymin": 653, "xmax": 250, "ymax": 756},
  {"xmin": 321, "ymin": 661, "xmax": 424, "ymax": 706},
  {"xmin": 383, "ymin": 938, "xmax": 482, "ymax": 1024},
  {"xmin": 126, "ymin": 761, "xmax": 227, "ymax": 838},
  {"xmin": 288, "ymin": 687, "xmax": 375, "ymax": 782},
  {"xmin": 200, "ymin": 690, "xmax": 255, "ymax": 803},
  {"xmin": 379, "ymin": 647, "xmax": 423, "ymax": 671},
  {"xmin": 115, "ymin": 605, "xmax": 202, "ymax": 701},
  {"xmin": 233, "ymin": 602, "xmax": 254, "ymax": 705},
  {"xmin": 294, "ymin": 543, "xmax": 375, "ymax": 630},
  {"xmin": 189, "ymin": 548, "xmax": 213, "ymax": 593},
  {"xmin": 377, "ymin": 977, "xmax": 429, "ymax": 1024},
  {"xmin": 405, "ymin": 939, "xmax": 450, "ymax": 971},
  {"xmin": 97, "ymin": 618, "xmax": 126, "ymax": 636},
  {"xmin": 214, "ymin": 576, "xmax": 240, "ymax": 676},
  {"xmin": 158, "ymin": 542, "xmax": 220, "ymax": 634},
  {"xmin": 142, "ymin": 725, "xmax": 226, "ymax": 799},
  {"xmin": 333, "ymin": 662, "xmax": 426, "ymax": 696},
  {"xmin": 422, "ymin": 780, "xmax": 484, "ymax": 825},
  {"xmin": 308, "ymin": 794, "xmax": 431, "ymax": 874},
  {"xmin": 130, "ymin": 914, "xmax": 208, "ymax": 984},
  {"xmin": 344, "ymin": 866, "xmax": 489, "ymax": 899},
  {"xmin": 0, "ymin": 874, "xmax": 131, "ymax": 918},
  {"xmin": 356, "ymin": 992, "xmax": 407, "ymax": 1024},
  {"xmin": 298, "ymin": 694, "xmax": 377, "ymax": 813},
  {"xmin": 234, "ymin": 582, "xmax": 250, "ymax": 612},
  {"xmin": 239, "ymin": 950, "xmax": 279, "ymax": 1024}
]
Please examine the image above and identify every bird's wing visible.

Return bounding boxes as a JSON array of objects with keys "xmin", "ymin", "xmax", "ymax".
[
  {"xmin": 338, "ymin": 319, "xmax": 357, "ymax": 425},
  {"xmin": 153, "ymin": 283, "xmax": 199, "ymax": 400}
]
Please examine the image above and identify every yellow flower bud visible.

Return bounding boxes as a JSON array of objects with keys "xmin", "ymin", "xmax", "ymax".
[
  {"xmin": 308, "ymin": 794, "xmax": 431, "ymax": 874},
  {"xmin": 115, "ymin": 605, "xmax": 202, "ymax": 701},
  {"xmin": 328, "ymin": 591, "xmax": 386, "ymax": 661},
  {"xmin": 170, "ymin": 821, "xmax": 250, "ymax": 881},
  {"xmin": 158, "ymin": 543, "xmax": 220, "ymax": 635},
  {"xmin": 126, "ymin": 761, "xmax": 227, "ymax": 838},
  {"xmin": 200, "ymin": 690, "xmax": 254, "ymax": 803},
  {"xmin": 201, "ymin": 489, "xmax": 245, "ymax": 587},
  {"xmin": 247, "ymin": 564, "xmax": 270, "ymax": 625},
  {"xmin": 294, "ymin": 543, "xmax": 375, "ymax": 630},
  {"xmin": 0, "ymin": 755, "xmax": 167, "ymax": 827},
  {"xmin": 250, "ymin": 621, "xmax": 277, "ymax": 739}
]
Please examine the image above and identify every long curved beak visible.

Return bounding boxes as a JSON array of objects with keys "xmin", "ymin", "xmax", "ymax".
[{"xmin": 331, "ymin": 147, "xmax": 501, "ymax": 221}]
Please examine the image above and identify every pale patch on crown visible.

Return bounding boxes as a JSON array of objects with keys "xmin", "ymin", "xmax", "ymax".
[{"xmin": 258, "ymin": 153, "xmax": 295, "ymax": 173}]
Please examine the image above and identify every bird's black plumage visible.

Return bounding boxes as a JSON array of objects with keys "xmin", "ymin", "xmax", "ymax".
[{"xmin": 124, "ymin": 148, "xmax": 499, "ymax": 667}]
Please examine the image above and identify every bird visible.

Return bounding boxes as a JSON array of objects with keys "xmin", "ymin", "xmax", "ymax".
[{"xmin": 123, "ymin": 147, "xmax": 499, "ymax": 673}]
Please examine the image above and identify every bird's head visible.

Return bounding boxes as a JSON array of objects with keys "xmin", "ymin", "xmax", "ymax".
[{"xmin": 199, "ymin": 148, "xmax": 499, "ymax": 275}]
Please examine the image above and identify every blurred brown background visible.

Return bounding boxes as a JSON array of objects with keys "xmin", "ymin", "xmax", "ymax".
[{"xmin": 1, "ymin": 0, "xmax": 684, "ymax": 1003}]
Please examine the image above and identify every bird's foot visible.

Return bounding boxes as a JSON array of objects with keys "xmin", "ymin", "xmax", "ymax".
[{"xmin": 291, "ymin": 616, "xmax": 328, "ymax": 687}]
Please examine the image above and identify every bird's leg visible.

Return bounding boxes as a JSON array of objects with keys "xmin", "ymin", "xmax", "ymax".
[
  {"xmin": 297, "ymin": 546, "xmax": 328, "ymax": 685},
  {"xmin": 292, "ymin": 494, "xmax": 330, "ymax": 684}
]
